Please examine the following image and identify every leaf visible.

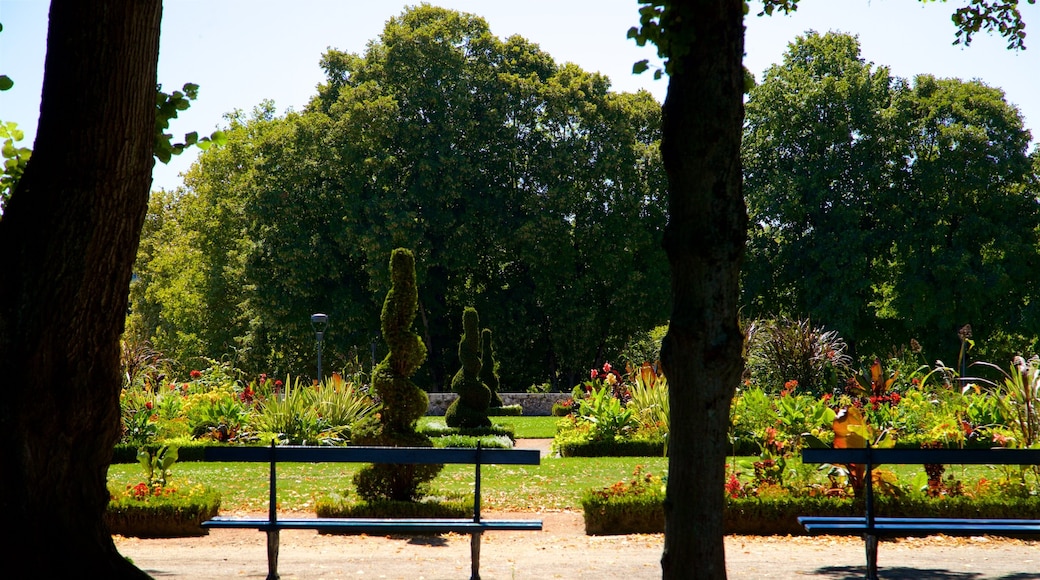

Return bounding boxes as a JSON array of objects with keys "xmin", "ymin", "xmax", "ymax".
[
  {"xmin": 0, "ymin": 75, "xmax": 13, "ymax": 91},
  {"xmin": 632, "ymin": 60, "xmax": 650, "ymax": 75}
]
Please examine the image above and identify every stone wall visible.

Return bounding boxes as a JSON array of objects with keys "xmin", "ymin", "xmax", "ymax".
[{"xmin": 426, "ymin": 392, "xmax": 570, "ymax": 416}]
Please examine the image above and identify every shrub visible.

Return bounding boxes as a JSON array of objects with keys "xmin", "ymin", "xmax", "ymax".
[
  {"xmin": 444, "ymin": 307, "xmax": 493, "ymax": 428},
  {"xmin": 352, "ymin": 248, "xmax": 442, "ymax": 502},
  {"xmin": 744, "ymin": 317, "xmax": 852, "ymax": 397},
  {"xmin": 315, "ymin": 493, "xmax": 471, "ymax": 520},
  {"xmin": 581, "ymin": 466, "xmax": 665, "ymax": 535},
  {"xmin": 488, "ymin": 403, "xmax": 523, "ymax": 416},
  {"xmin": 252, "ymin": 374, "xmax": 377, "ymax": 445},
  {"xmin": 107, "ymin": 444, "xmax": 220, "ymax": 538},
  {"xmin": 480, "ymin": 328, "xmax": 504, "ymax": 407}
]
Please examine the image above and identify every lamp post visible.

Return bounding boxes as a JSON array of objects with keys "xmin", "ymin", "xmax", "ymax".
[{"xmin": 311, "ymin": 313, "xmax": 328, "ymax": 382}]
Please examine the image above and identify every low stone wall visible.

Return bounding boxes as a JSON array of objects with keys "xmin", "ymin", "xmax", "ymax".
[{"xmin": 426, "ymin": 392, "xmax": 569, "ymax": 416}]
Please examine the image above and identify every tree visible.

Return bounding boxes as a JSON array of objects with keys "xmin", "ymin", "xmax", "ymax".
[
  {"xmin": 444, "ymin": 307, "xmax": 493, "ymax": 428},
  {"xmin": 0, "ymin": 1, "xmax": 162, "ymax": 576},
  {"xmin": 133, "ymin": 5, "xmax": 670, "ymax": 388},
  {"xmin": 352, "ymin": 248, "xmax": 441, "ymax": 501},
  {"xmin": 742, "ymin": 32, "xmax": 1040, "ymax": 360},
  {"xmin": 630, "ymin": 1, "xmax": 1033, "ymax": 578},
  {"xmin": 742, "ymin": 32, "xmax": 904, "ymax": 351},
  {"xmin": 884, "ymin": 74, "xmax": 1040, "ymax": 356}
]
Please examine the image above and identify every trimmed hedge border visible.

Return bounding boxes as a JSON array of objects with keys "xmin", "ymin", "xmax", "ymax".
[
  {"xmin": 583, "ymin": 495, "xmax": 1040, "ymax": 536},
  {"xmin": 555, "ymin": 439, "xmax": 666, "ymax": 458}
]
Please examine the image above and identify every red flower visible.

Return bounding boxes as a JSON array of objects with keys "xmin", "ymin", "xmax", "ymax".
[
  {"xmin": 590, "ymin": 369, "xmax": 599, "ymax": 379},
  {"xmin": 145, "ymin": 401, "xmax": 153, "ymax": 410},
  {"xmin": 189, "ymin": 370, "xmax": 202, "ymax": 379},
  {"xmin": 603, "ymin": 362, "xmax": 613, "ymax": 373},
  {"xmin": 725, "ymin": 474, "xmax": 742, "ymax": 498}
]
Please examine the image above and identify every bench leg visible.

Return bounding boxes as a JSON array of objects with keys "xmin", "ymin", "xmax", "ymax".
[
  {"xmin": 266, "ymin": 528, "xmax": 281, "ymax": 580},
  {"xmin": 864, "ymin": 533, "xmax": 878, "ymax": 580},
  {"xmin": 470, "ymin": 531, "xmax": 482, "ymax": 580}
]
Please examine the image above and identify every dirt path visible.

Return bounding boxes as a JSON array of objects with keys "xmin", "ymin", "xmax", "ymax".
[{"xmin": 114, "ymin": 510, "xmax": 1040, "ymax": 579}]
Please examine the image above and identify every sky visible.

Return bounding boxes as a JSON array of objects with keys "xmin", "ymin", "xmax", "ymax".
[{"xmin": 1, "ymin": 1, "xmax": 1038, "ymax": 192}]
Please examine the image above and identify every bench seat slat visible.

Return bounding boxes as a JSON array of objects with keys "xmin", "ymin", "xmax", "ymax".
[
  {"xmin": 202, "ymin": 445, "xmax": 541, "ymax": 465},
  {"xmin": 798, "ymin": 519, "xmax": 1035, "ymax": 530},
  {"xmin": 800, "ymin": 520, "xmax": 1040, "ymax": 536},
  {"xmin": 801, "ymin": 447, "xmax": 1040, "ymax": 466},
  {"xmin": 202, "ymin": 517, "xmax": 543, "ymax": 533}
]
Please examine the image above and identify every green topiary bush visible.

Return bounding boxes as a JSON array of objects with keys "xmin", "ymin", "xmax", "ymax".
[
  {"xmin": 480, "ymin": 328, "xmax": 504, "ymax": 407},
  {"xmin": 352, "ymin": 248, "xmax": 442, "ymax": 502},
  {"xmin": 444, "ymin": 307, "xmax": 493, "ymax": 428}
]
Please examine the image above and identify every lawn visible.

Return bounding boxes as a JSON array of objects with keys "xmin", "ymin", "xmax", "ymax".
[
  {"xmin": 420, "ymin": 415, "xmax": 560, "ymax": 439},
  {"xmin": 107, "ymin": 455, "xmax": 669, "ymax": 512}
]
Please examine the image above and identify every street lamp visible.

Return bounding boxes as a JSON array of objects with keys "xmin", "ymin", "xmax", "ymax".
[{"xmin": 310, "ymin": 313, "xmax": 328, "ymax": 382}]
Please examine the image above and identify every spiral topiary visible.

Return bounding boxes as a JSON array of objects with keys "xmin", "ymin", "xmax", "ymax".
[
  {"xmin": 480, "ymin": 328, "xmax": 504, "ymax": 407},
  {"xmin": 352, "ymin": 248, "xmax": 441, "ymax": 502},
  {"xmin": 444, "ymin": 307, "xmax": 493, "ymax": 428}
]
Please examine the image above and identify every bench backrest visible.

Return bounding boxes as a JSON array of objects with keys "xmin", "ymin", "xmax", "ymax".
[
  {"xmin": 203, "ymin": 444, "xmax": 541, "ymax": 465},
  {"xmin": 802, "ymin": 447, "xmax": 1040, "ymax": 466}
]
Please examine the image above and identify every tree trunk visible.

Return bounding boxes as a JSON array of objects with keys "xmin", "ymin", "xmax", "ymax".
[
  {"xmin": 0, "ymin": 1, "xmax": 161, "ymax": 576},
  {"xmin": 659, "ymin": 2, "xmax": 746, "ymax": 579}
]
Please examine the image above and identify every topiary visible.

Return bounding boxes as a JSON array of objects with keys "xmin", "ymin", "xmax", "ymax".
[
  {"xmin": 480, "ymin": 328, "xmax": 504, "ymax": 407},
  {"xmin": 444, "ymin": 307, "xmax": 493, "ymax": 428},
  {"xmin": 352, "ymin": 248, "xmax": 441, "ymax": 502}
]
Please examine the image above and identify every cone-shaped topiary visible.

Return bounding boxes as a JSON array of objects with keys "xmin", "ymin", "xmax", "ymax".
[
  {"xmin": 444, "ymin": 307, "xmax": 493, "ymax": 428},
  {"xmin": 480, "ymin": 328, "xmax": 504, "ymax": 407},
  {"xmin": 353, "ymin": 248, "xmax": 441, "ymax": 502}
]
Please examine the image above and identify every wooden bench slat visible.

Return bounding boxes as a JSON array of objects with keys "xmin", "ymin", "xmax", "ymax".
[
  {"xmin": 202, "ymin": 445, "xmax": 541, "ymax": 465},
  {"xmin": 801, "ymin": 447, "xmax": 1040, "ymax": 465},
  {"xmin": 203, "ymin": 517, "xmax": 543, "ymax": 533}
]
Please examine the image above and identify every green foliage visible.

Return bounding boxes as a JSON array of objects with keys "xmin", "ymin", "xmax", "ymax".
[
  {"xmin": 252, "ymin": 375, "xmax": 377, "ymax": 445},
  {"xmin": 316, "ymin": 495, "xmax": 471, "ymax": 519},
  {"xmin": 353, "ymin": 248, "xmax": 441, "ymax": 502},
  {"xmin": 130, "ymin": 5, "xmax": 669, "ymax": 387},
  {"xmin": 741, "ymin": 31, "xmax": 1040, "ymax": 360},
  {"xmin": 445, "ymin": 308, "xmax": 493, "ymax": 428},
  {"xmin": 0, "ymin": 120, "xmax": 30, "ymax": 213},
  {"xmin": 137, "ymin": 445, "xmax": 179, "ymax": 489},
  {"xmin": 619, "ymin": 363, "xmax": 669, "ymax": 440},
  {"xmin": 153, "ymin": 83, "xmax": 227, "ymax": 164},
  {"xmin": 106, "ymin": 482, "xmax": 221, "ymax": 538},
  {"xmin": 581, "ymin": 466, "xmax": 666, "ymax": 534},
  {"xmin": 972, "ymin": 355, "xmax": 1040, "ymax": 447},
  {"xmin": 479, "ymin": 328, "xmax": 503, "ymax": 407},
  {"xmin": 744, "ymin": 318, "xmax": 853, "ymax": 397}
]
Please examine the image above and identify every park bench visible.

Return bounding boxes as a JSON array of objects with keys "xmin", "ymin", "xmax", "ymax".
[
  {"xmin": 799, "ymin": 447, "xmax": 1040, "ymax": 580},
  {"xmin": 201, "ymin": 442, "xmax": 542, "ymax": 580}
]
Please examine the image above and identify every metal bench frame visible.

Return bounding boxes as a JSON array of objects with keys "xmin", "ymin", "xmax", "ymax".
[
  {"xmin": 201, "ymin": 442, "xmax": 542, "ymax": 580},
  {"xmin": 799, "ymin": 447, "xmax": 1040, "ymax": 580}
]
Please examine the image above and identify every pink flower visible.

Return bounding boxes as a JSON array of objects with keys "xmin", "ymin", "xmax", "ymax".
[
  {"xmin": 603, "ymin": 362, "xmax": 612, "ymax": 373},
  {"xmin": 590, "ymin": 369, "xmax": 599, "ymax": 379}
]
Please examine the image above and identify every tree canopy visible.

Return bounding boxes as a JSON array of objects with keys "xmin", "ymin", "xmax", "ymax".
[
  {"xmin": 128, "ymin": 5, "xmax": 670, "ymax": 389},
  {"xmin": 742, "ymin": 30, "xmax": 1040, "ymax": 360}
]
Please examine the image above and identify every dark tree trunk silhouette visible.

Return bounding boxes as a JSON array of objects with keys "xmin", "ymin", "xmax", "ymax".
[
  {"xmin": 659, "ymin": 1, "xmax": 747, "ymax": 578},
  {"xmin": 0, "ymin": 1, "xmax": 161, "ymax": 576}
]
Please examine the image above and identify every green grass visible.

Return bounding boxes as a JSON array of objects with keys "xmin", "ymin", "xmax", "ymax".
[
  {"xmin": 418, "ymin": 415, "xmax": 560, "ymax": 439},
  {"xmin": 107, "ymin": 454, "xmax": 667, "ymax": 512}
]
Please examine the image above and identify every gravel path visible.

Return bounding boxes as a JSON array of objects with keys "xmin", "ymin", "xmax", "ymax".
[{"xmin": 114, "ymin": 511, "xmax": 1040, "ymax": 579}]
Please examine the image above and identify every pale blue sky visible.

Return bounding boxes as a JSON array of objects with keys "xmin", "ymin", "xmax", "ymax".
[{"xmin": 1, "ymin": 1, "xmax": 1038, "ymax": 191}]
